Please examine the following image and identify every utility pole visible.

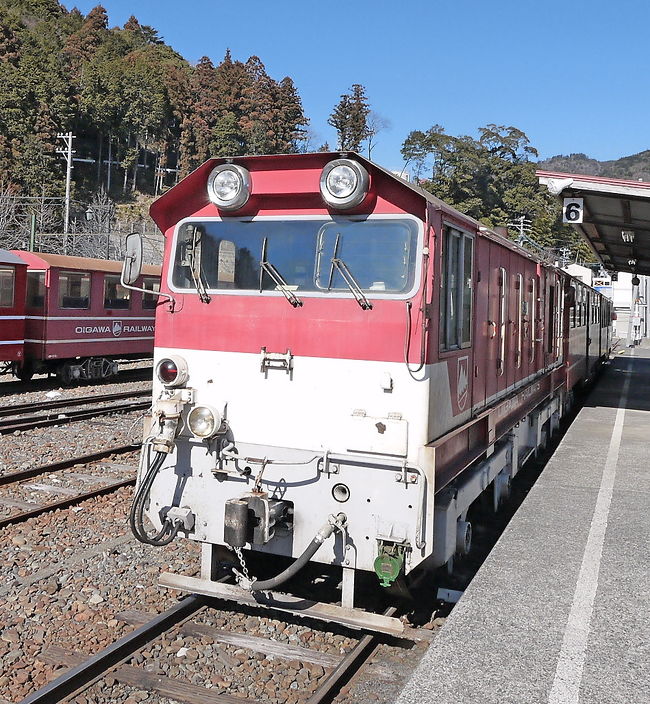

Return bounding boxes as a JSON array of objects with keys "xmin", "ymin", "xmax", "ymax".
[
  {"xmin": 56, "ymin": 132, "xmax": 75, "ymax": 253},
  {"xmin": 507, "ymin": 215, "xmax": 532, "ymax": 246}
]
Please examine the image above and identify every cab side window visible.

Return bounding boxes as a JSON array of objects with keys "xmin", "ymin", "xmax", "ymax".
[{"xmin": 440, "ymin": 226, "xmax": 474, "ymax": 350}]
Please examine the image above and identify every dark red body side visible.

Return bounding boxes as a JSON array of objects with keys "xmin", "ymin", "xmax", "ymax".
[{"xmin": 0, "ymin": 250, "xmax": 27, "ymax": 363}]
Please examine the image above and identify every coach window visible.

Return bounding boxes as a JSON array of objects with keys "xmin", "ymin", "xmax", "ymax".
[
  {"xmin": 440, "ymin": 226, "xmax": 473, "ymax": 350},
  {"xmin": 0, "ymin": 266, "xmax": 14, "ymax": 307},
  {"xmin": 26, "ymin": 272, "xmax": 45, "ymax": 309},
  {"xmin": 59, "ymin": 271, "xmax": 90, "ymax": 309},
  {"xmin": 104, "ymin": 274, "xmax": 130, "ymax": 309},
  {"xmin": 142, "ymin": 278, "xmax": 160, "ymax": 309}
]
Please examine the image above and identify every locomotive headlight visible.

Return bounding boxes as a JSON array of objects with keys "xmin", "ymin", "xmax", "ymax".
[
  {"xmin": 207, "ymin": 163, "xmax": 251, "ymax": 210},
  {"xmin": 156, "ymin": 355, "xmax": 189, "ymax": 387},
  {"xmin": 320, "ymin": 159, "xmax": 369, "ymax": 209},
  {"xmin": 188, "ymin": 405, "xmax": 222, "ymax": 438}
]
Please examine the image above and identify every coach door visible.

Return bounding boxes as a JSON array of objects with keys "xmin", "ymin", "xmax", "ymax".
[
  {"xmin": 471, "ymin": 236, "xmax": 490, "ymax": 410},
  {"xmin": 484, "ymin": 243, "xmax": 509, "ymax": 401}
]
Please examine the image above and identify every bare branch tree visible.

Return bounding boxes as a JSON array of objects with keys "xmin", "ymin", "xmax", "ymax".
[{"xmin": 366, "ymin": 111, "xmax": 391, "ymax": 160}]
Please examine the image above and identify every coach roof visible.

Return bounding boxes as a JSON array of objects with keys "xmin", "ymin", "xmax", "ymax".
[
  {"xmin": 0, "ymin": 249, "xmax": 28, "ymax": 266},
  {"xmin": 14, "ymin": 251, "xmax": 160, "ymax": 276}
]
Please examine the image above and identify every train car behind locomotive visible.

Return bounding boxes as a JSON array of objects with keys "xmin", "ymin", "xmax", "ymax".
[
  {"xmin": 0, "ymin": 249, "xmax": 27, "ymax": 372},
  {"xmin": 125, "ymin": 153, "xmax": 612, "ymax": 631},
  {"xmin": 12, "ymin": 252, "xmax": 161, "ymax": 383}
]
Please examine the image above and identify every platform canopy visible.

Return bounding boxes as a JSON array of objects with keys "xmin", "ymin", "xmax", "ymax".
[{"xmin": 537, "ymin": 170, "xmax": 650, "ymax": 275}]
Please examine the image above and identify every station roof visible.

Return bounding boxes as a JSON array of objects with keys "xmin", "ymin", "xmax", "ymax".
[{"xmin": 537, "ymin": 170, "xmax": 650, "ymax": 275}]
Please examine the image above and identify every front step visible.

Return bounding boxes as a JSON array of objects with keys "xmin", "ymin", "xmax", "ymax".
[{"xmin": 159, "ymin": 572, "xmax": 410, "ymax": 639}]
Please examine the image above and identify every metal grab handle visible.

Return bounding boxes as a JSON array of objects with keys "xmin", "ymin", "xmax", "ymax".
[{"xmin": 487, "ymin": 320, "xmax": 497, "ymax": 339}]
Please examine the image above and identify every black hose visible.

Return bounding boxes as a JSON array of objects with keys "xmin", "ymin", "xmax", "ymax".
[
  {"xmin": 129, "ymin": 447, "xmax": 181, "ymax": 546},
  {"xmin": 249, "ymin": 535, "xmax": 324, "ymax": 592}
]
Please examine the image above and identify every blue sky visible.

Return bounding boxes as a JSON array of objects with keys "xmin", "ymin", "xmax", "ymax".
[{"xmin": 63, "ymin": 0, "xmax": 650, "ymax": 173}]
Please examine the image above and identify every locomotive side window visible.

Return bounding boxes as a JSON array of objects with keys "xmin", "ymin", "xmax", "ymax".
[
  {"xmin": 515, "ymin": 273, "xmax": 523, "ymax": 368},
  {"xmin": 570, "ymin": 285, "xmax": 577, "ymax": 328},
  {"xmin": 26, "ymin": 271, "xmax": 45, "ymax": 309},
  {"xmin": 498, "ymin": 267, "xmax": 507, "ymax": 374},
  {"xmin": 142, "ymin": 278, "xmax": 160, "ymax": 309},
  {"xmin": 104, "ymin": 274, "xmax": 131, "ymax": 309},
  {"xmin": 440, "ymin": 226, "xmax": 473, "ymax": 350},
  {"xmin": 529, "ymin": 277, "xmax": 536, "ymax": 364},
  {"xmin": 59, "ymin": 271, "xmax": 90, "ymax": 309},
  {"xmin": 0, "ymin": 266, "xmax": 14, "ymax": 307}
]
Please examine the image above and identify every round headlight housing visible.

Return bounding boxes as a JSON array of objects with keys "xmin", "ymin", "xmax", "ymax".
[
  {"xmin": 207, "ymin": 163, "xmax": 251, "ymax": 211},
  {"xmin": 156, "ymin": 355, "xmax": 189, "ymax": 387},
  {"xmin": 320, "ymin": 159, "xmax": 369, "ymax": 209},
  {"xmin": 188, "ymin": 405, "xmax": 222, "ymax": 439}
]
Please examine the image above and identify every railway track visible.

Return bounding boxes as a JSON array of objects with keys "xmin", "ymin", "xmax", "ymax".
[
  {"xmin": 0, "ymin": 364, "xmax": 153, "ymax": 394},
  {"xmin": 0, "ymin": 389, "xmax": 151, "ymax": 435},
  {"xmin": 0, "ymin": 444, "xmax": 139, "ymax": 528},
  {"xmin": 21, "ymin": 590, "xmax": 399, "ymax": 704}
]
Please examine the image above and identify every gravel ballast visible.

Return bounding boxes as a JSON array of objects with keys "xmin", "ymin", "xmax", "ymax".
[{"xmin": 0, "ymin": 376, "xmax": 439, "ymax": 703}]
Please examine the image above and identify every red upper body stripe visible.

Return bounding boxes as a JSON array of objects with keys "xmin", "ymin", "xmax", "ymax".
[{"xmin": 155, "ymin": 294, "xmax": 424, "ymax": 363}]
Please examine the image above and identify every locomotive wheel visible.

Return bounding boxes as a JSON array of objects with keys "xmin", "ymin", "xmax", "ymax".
[
  {"xmin": 15, "ymin": 362, "xmax": 34, "ymax": 382},
  {"xmin": 57, "ymin": 362, "xmax": 75, "ymax": 386}
]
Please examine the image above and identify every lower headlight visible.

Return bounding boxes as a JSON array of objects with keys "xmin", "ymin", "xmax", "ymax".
[{"xmin": 188, "ymin": 405, "xmax": 222, "ymax": 438}]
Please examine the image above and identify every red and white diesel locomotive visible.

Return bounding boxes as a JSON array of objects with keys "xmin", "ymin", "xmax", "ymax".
[
  {"xmin": 0, "ymin": 251, "xmax": 160, "ymax": 384},
  {"xmin": 124, "ymin": 153, "xmax": 612, "ymax": 632}
]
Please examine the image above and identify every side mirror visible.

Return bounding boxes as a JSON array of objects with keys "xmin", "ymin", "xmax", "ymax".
[{"xmin": 122, "ymin": 232, "xmax": 143, "ymax": 286}]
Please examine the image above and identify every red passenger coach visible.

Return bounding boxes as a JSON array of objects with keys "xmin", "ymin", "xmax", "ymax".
[
  {"xmin": 0, "ymin": 249, "xmax": 27, "ymax": 369},
  {"xmin": 13, "ymin": 252, "xmax": 160, "ymax": 383}
]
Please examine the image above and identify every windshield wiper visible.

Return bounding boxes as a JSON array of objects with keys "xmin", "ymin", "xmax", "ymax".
[
  {"xmin": 327, "ymin": 233, "xmax": 372, "ymax": 310},
  {"xmin": 186, "ymin": 226, "xmax": 211, "ymax": 304},
  {"xmin": 259, "ymin": 237, "xmax": 303, "ymax": 308}
]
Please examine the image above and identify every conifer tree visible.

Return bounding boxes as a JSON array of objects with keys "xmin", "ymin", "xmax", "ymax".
[
  {"xmin": 63, "ymin": 5, "xmax": 108, "ymax": 79},
  {"xmin": 328, "ymin": 84, "xmax": 371, "ymax": 152}
]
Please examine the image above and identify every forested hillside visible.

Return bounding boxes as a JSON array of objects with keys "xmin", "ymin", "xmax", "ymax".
[
  {"xmin": 0, "ymin": 0, "xmax": 308, "ymax": 199},
  {"xmin": 0, "ymin": 0, "xmax": 617, "ymax": 264}
]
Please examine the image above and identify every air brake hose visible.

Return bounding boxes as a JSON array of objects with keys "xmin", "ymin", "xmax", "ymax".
[
  {"xmin": 249, "ymin": 513, "xmax": 346, "ymax": 593},
  {"xmin": 129, "ymin": 448, "xmax": 181, "ymax": 546}
]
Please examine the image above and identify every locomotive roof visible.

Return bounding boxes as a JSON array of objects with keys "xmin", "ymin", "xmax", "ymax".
[
  {"xmin": 0, "ymin": 249, "xmax": 28, "ymax": 266},
  {"xmin": 13, "ymin": 251, "xmax": 160, "ymax": 276},
  {"xmin": 150, "ymin": 152, "xmax": 546, "ymax": 268}
]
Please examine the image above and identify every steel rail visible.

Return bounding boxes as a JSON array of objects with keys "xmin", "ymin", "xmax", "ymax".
[
  {"xmin": 0, "ymin": 475, "xmax": 136, "ymax": 528},
  {"xmin": 306, "ymin": 607, "xmax": 398, "ymax": 704},
  {"xmin": 0, "ymin": 443, "xmax": 140, "ymax": 487},
  {"xmin": 0, "ymin": 388, "xmax": 151, "ymax": 418},
  {"xmin": 0, "ymin": 365, "xmax": 152, "ymax": 394},
  {"xmin": 19, "ymin": 594, "xmax": 209, "ymax": 704},
  {"xmin": 0, "ymin": 400, "xmax": 150, "ymax": 434}
]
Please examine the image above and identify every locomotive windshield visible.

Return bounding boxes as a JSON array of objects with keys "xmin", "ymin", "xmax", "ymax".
[{"xmin": 171, "ymin": 217, "xmax": 419, "ymax": 297}]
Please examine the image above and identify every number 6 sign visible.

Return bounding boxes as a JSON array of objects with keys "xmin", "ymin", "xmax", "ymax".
[{"xmin": 563, "ymin": 198, "xmax": 584, "ymax": 224}]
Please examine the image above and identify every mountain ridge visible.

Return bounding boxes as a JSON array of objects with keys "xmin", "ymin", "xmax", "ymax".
[{"xmin": 537, "ymin": 150, "xmax": 650, "ymax": 182}]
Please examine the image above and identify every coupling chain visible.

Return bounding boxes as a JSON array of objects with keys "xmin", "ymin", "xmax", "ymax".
[{"xmin": 232, "ymin": 545, "xmax": 253, "ymax": 590}]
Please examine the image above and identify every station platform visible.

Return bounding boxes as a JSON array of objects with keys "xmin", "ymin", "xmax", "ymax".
[{"xmin": 396, "ymin": 343, "xmax": 650, "ymax": 704}]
